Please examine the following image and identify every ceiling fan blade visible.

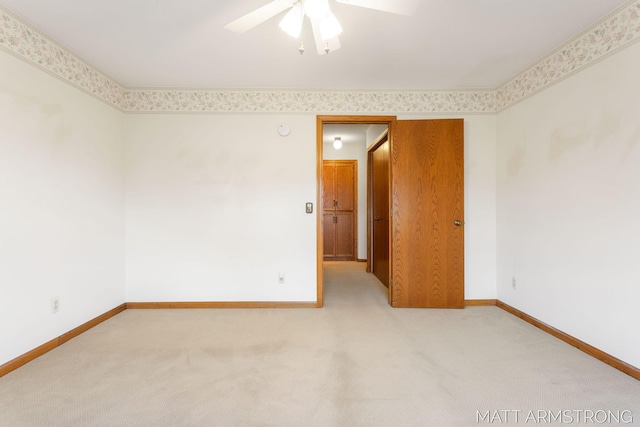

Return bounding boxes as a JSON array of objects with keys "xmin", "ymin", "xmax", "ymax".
[
  {"xmin": 311, "ymin": 19, "xmax": 341, "ymax": 55},
  {"xmin": 335, "ymin": 0, "xmax": 419, "ymax": 16},
  {"xmin": 225, "ymin": 0, "xmax": 293, "ymax": 33}
]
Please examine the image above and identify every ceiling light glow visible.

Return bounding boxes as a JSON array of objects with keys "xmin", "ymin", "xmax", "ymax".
[
  {"xmin": 304, "ymin": 0, "xmax": 330, "ymax": 20},
  {"xmin": 319, "ymin": 11, "xmax": 343, "ymax": 40},
  {"xmin": 279, "ymin": 4, "xmax": 304, "ymax": 38}
]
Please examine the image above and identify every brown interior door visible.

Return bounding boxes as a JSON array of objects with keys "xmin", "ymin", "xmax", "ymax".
[
  {"xmin": 322, "ymin": 160, "xmax": 357, "ymax": 261},
  {"xmin": 391, "ymin": 119, "xmax": 464, "ymax": 308},
  {"xmin": 371, "ymin": 139, "xmax": 390, "ymax": 287}
]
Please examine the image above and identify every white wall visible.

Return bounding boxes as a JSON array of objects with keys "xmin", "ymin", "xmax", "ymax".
[
  {"xmin": 366, "ymin": 125, "xmax": 388, "ymax": 149},
  {"xmin": 124, "ymin": 114, "xmax": 318, "ymax": 302},
  {"xmin": 125, "ymin": 113, "xmax": 497, "ymax": 303},
  {"xmin": 0, "ymin": 51, "xmax": 126, "ymax": 366},
  {"xmin": 496, "ymin": 42, "xmax": 640, "ymax": 368}
]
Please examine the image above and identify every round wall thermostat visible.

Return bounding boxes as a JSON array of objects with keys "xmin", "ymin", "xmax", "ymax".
[{"xmin": 278, "ymin": 124, "xmax": 290, "ymax": 136}]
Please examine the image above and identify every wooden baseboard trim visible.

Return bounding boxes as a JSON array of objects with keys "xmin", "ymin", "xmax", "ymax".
[
  {"xmin": 126, "ymin": 301, "xmax": 318, "ymax": 309},
  {"xmin": 0, "ymin": 301, "xmax": 315, "ymax": 377},
  {"xmin": 357, "ymin": 258, "xmax": 367, "ymax": 263},
  {"xmin": 59, "ymin": 304, "xmax": 127, "ymax": 345},
  {"xmin": 465, "ymin": 299, "xmax": 497, "ymax": 307},
  {"xmin": 496, "ymin": 300, "xmax": 640, "ymax": 381},
  {"xmin": 5, "ymin": 299, "xmax": 637, "ymax": 383},
  {"xmin": 0, "ymin": 303, "xmax": 126, "ymax": 378}
]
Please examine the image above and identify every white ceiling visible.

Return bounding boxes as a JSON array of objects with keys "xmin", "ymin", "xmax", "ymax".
[{"xmin": 0, "ymin": 0, "xmax": 630, "ymax": 90}]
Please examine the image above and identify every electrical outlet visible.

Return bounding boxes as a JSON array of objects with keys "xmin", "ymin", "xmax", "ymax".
[
  {"xmin": 511, "ymin": 277, "xmax": 517, "ymax": 290},
  {"xmin": 278, "ymin": 273, "xmax": 285, "ymax": 284},
  {"xmin": 51, "ymin": 297, "xmax": 60, "ymax": 314}
]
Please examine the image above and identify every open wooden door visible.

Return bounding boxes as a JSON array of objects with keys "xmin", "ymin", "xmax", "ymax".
[
  {"xmin": 390, "ymin": 119, "xmax": 465, "ymax": 308},
  {"xmin": 316, "ymin": 115, "xmax": 462, "ymax": 308},
  {"xmin": 370, "ymin": 137, "xmax": 390, "ymax": 288}
]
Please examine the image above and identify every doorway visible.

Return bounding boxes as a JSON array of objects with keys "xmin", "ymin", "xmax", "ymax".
[
  {"xmin": 316, "ymin": 116, "xmax": 395, "ymax": 307},
  {"xmin": 317, "ymin": 116, "xmax": 465, "ymax": 309}
]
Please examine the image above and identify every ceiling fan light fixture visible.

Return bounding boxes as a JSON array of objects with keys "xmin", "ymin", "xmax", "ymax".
[
  {"xmin": 319, "ymin": 11, "xmax": 343, "ymax": 40},
  {"xmin": 226, "ymin": 0, "xmax": 419, "ymax": 55},
  {"xmin": 279, "ymin": 4, "xmax": 304, "ymax": 38},
  {"xmin": 304, "ymin": 0, "xmax": 330, "ymax": 20},
  {"xmin": 333, "ymin": 136, "xmax": 343, "ymax": 149}
]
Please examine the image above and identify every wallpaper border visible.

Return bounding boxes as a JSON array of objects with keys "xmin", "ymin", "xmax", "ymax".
[
  {"xmin": 122, "ymin": 89, "xmax": 496, "ymax": 114},
  {"xmin": 496, "ymin": 0, "xmax": 640, "ymax": 111},
  {"xmin": 0, "ymin": 6, "xmax": 125, "ymax": 109},
  {"xmin": 2, "ymin": 1, "xmax": 639, "ymax": 114}
]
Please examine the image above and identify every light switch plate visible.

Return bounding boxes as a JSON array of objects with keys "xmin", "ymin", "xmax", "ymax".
[{"xmin": 305, "ymin": 202, "xmax": 313, "ymax": 213}]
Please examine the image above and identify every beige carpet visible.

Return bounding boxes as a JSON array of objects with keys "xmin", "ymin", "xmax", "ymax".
[{"xmin": 1, "ymin": 262, "xmax": 639, "ymax": 426}]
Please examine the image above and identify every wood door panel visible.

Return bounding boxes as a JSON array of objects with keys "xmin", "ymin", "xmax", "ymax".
[
  {"xmin": 391, "ymin": 119, "xmax": 464, "ymax": 308},
  {"xmin": 323, "ymin": 213, "xmax": 336, "ymax": 257},
  {"xmin": 335, "ymin": 163, "xmax": 355, "ymax": 211},
  {"xmin": 322, "ymin": 164, "xmax": 336, "ymax": 210},
  {"xmin": 334, "ymin": 212, "xmax": 354, "ymax": 258}
]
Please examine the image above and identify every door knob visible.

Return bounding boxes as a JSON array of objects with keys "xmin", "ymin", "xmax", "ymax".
[
  {"xmin": 374, "ymin": 217, "xmax": 381, "ymax": 221},
  {"xmin": 454, "ymin": 220, "xmax": 462, "ymax": 226}
]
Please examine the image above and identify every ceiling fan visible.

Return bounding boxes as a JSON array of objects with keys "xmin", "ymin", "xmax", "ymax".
[{"xmin": 225, "ymin": 0, "xmax": 419, "ymax": 55}]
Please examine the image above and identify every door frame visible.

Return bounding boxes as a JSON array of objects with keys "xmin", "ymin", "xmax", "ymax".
[{"xmin": 316, "ymin": 115, "xmax": 396, "ymax": 307}]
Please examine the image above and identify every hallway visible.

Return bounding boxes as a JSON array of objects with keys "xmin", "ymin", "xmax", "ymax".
[{"xmin": 322, "ymin": 261, "xmax": 388, "ymax": 307}]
